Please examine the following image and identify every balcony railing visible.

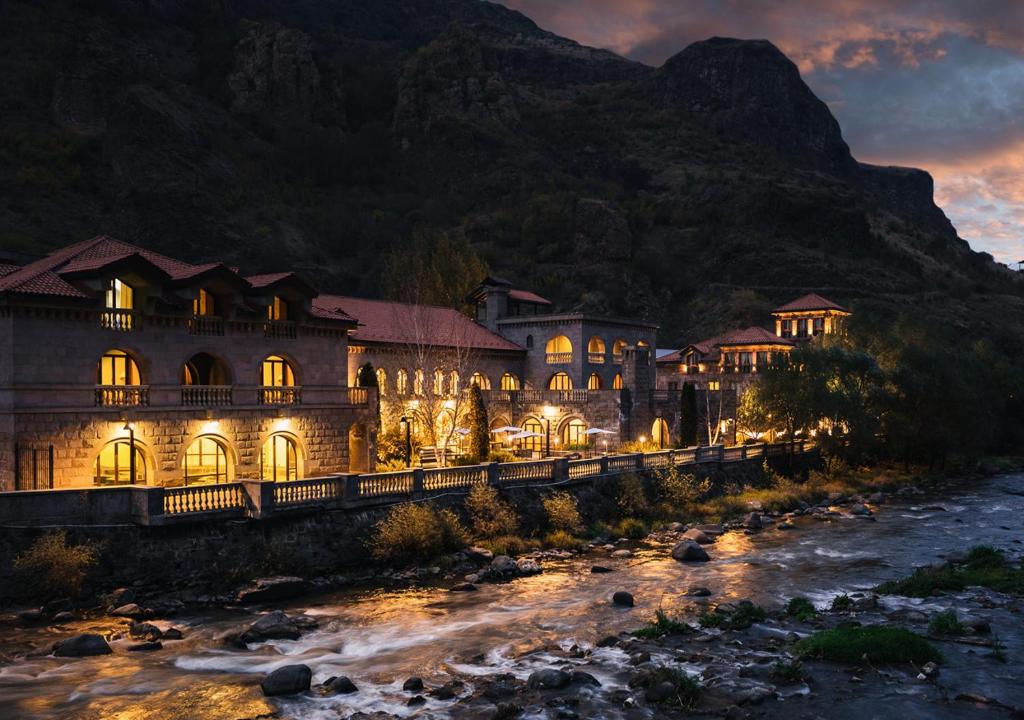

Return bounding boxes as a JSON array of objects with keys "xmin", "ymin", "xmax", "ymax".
[
  {"xmin": 612, "ymin": 354, "xmax": 624, "ymax": 364},
  {"xmin": 546, "ymin": 352, "xmax": 572, "ymax": 364},
  {"xmin": 259, "ymin": 386, "xmax": 301, "ymax": 405},
  {"xmin": 99, "ymin": 309, "xmax": 138, "ymax": 332},
  {"xmin": 95, "ymin": 385, "xmax": 149, "ymax": 407},
  {"xmin": 182, "ymin": 385, "xmax": 233, "ymax": 407},
  {"xmin": 264, "ymin": 320, "xmax": 297, "ymax": 339},
  {"xmin": 588, "ymin": 353, "xmax": 605, "ymax": 364},
  {"xmin": 346, "ymin": 387, "xmax": 369, "ymax": 405},
  {"xmin": 188, "ymin": 315, "xmax": 225, "ymax": 336}
]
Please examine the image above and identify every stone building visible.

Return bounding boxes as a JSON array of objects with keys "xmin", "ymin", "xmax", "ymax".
[{"xmin": 0, "ymin": 236, "xmax": 376, "ymax": 491}]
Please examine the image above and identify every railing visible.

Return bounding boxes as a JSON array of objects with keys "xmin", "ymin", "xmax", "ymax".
[
  {"xmin": 642, "ymin": 450, "xmax": 673, "ymax": 469},
  {"xmin": 606, "ymin": 454, "xmax": 639, "ymax": 472},
  {"xmin": 588, "ymin": 353, "xmax": 605, "ymax": 364},
  {"xmin": 181, "ymin": 385, "xmax": 232, "ymax": 406},
  {"xmin": 164, "ymin": 482, "xmax": 245, "ymax": 515},
  {"xmin": 568, "ymin": 458, "xmax": 602, "ymax": 479},
  {"xmin": 423, "ymin": 465, "xmax": 487, "ymax": 491},
  {"xmin": 99, "ymin": 309, "xmax": 138, "ymax": 332},
  {"xmin": 188, "ymin": 315, "xmax": 225, "ymax": 336},
  {"xmin": 612, "ymin": 354, "xmax": 623, "ymax": 364},
  {"xmin": 358, "ymin": 470, "xmax": 415, "ymax": 497},
  {"xmin": 346, "ymin": 387, "xmax": 369, "ymax": 405},
  {"xmin": 274, "ymin": 477, "xmax": 341, "ymax": 507},
  {"xmin": 546, "ymin": 352, "xmax": 572, "ymax": 364},
  {"xmin": 499, "ymin": 460, "xmax": 555, "ymax": 483},
  {"xmin": 259, "ymin": 386, "xmax": 301, "ymax": 405},
  {"xmin": 264, "ymin": 320, "xmax": 297, "ymax": 339},
  {"xmin": 95, "ymin": 385, "xmax": 149, "ymax": 407}
]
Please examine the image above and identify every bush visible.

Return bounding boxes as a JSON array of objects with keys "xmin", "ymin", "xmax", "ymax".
[
  {"xmin": 795, "ymin": 626, "xmax": 942, "ymax": 665},
  {"xmin": 646, "ymin": 667, "xmax": 701, "ymax": 708},
  {"xmin": 613, "ymin": 517, "xmax": 648, "ymax": 540},
  {"xmin": 654, "ymin": 466, "xmax": 711, "ymax": 507},
  {"xmin": 543, "ymin": 491, "xmax": 582, "ymax": 533},
  {"xmin": 928, "ymin": 610, "xmax": 966, "ymax": 636},
  {"xmin": 542, "ymin": 530, "xmax": 586, "ymax": 551},
  {"xmin": 14, "ymin": 531, "xmax": 97, "ymax": 600},
  {"xmin": 616, "ymin": 474, "xmax": 649, "ymax": 517},
  {"xmin": 370, "ymin": 503, "xmax": 467, "ymax": 564},
  {"xmin": 770, "ymin": 660, "xmax": 805, "ymax": 683},
  {"xmin": 480, "ymin": 535, "xmax": 540, "ymax": 557},
  {"xmin": 464, "ymin": 484, "xmax": 519, "ymax": 538},
  {"xmin": 634, "ymin": 610, "xmax": 691, "ymax": 639},
  {"xmin": 699, "ymin": 602, "xmax": 766, "ymax": 630},
  {"xmin": 786, "ymin": 597, "xmax": 817, "ymax": 621},
  {"xmin": 875, "ymin": 548, "xmax": 1024, "ymax": 597},
  {"xmin": 830, "ymin": 594, "xmax": 854, "ymax": 611}
]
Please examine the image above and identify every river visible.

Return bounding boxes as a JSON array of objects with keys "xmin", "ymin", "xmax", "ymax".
[{"xmin": 1, "ymin": 473, "xmax": 1022, "ymax": 719}]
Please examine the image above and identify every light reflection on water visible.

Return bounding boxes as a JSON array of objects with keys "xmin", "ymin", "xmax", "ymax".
[{"xmin": 0, "ymin": 474, "xmax": 1021, "ymax": 719}]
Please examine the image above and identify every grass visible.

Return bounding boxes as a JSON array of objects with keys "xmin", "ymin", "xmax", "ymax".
[
  {"xmin": 876, "ymin": 546, "xmax": 1024, "ymax": 598},
  {"xmin": 479, "ymin": 535, "xmax": 541, "ymax": 557},
  {"xmin": 794, "ymin": 626, "xmax": 942, "ymax": 665},
  {"xmin": 830, "ymin": 594, "xmax": 854, "ymax": 611},
  {"xmin": 698, "ymin": 602, "xmax": 766, "ymax": 630},
  {"xmin": 634, "ymin": 610, "xmax": 692, "ymax": 639},
  {"xmin": 542, "ymin": 530, "xmax": 587, "ymax": 551},
  {"xmin": 786, "ymin": 597, "xmax": 817, "ymax": 621},
  {"xmin": 928, "ymin": 610, "xmax": 966, "ymax": 636},
  {"xmin": 612, "ymin": 517, "xmax": 648, "ymax": 539},
  {"xmin": 647, "ymin": 667, "xmax": 701, "ymax": 709},
  {"xmin": 770, "ymin": 660, "xmax": 806, "ymax": 683}
]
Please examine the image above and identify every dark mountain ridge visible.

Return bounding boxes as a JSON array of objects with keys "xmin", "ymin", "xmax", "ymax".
[{"xmin": 0, "ymin": 0, "xmax": 1020, "ymax": 347}]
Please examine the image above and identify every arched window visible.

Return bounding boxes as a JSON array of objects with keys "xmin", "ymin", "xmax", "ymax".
[
  {"xmin": 587, "ymin": 372, "xmax": 602, "ymax": 390},
  {"xmin": 182, "ymin": 352, "xmax": 231, "ymax": 385},
  {"xmin": 375, "ymin": 367, "xmax": 387, "ymax": 394},
  {"xmin": 562, "ymin": 418, "xmax": 588, "ymax": 447},
  {"xmin": 433, "ymin": 368, "xmax": 445, "ymax": 395},
  {"xmin": 396, "ymin": 369, "xmax": 409, "ymax": 395},
  {"xmin": 652, "ymin": 417, "xmax": 669, "ymax": 448},
  {"xmin": 637, "ymin": 340, "xmax": 650, "ymax": 351},
  {"xmin": 612, "ymin": 339, "xmax": 627, "ymax": 362},
  {"xmin": 182, "ymin": 436, "xmax": 230, "ymax": 485},
  {"xmin": 261, "ymin": 434, "xmax": 299, "ymax": 482},
  {"xmin": 521, "ymin": 418, "xmax": 544, "ymax": 453},
  {"xmin": 548, "ymin": 372, "xmax": 572, "ymax": 390},
  {"xmin": 94, "ymin": 440, "xmax": 146, "ymax": 486},
  {"xmin": 525, "ymin": 335, "xmax": 534, "ymax": 349},
  {"xmin": 102, "ymin": 278, "xmax": 135, "ymax": 330},
  {"xmin": 545, "ymin": 335, "xmax": 572, "ymax": 364},
  {"xmin": 260, "ymin": 355, "xmax": 296, "ymax": 404},
  {"xmin": 613, "ymin": 373, "xmax": 624, "ymax": 390},
  {"xmin": 97, "ymin": 349, "xmax": 144, "ymax": 406},
  {"xmin": 193, "ymin": 288, "xmax": 216, "ymax": 317},
  {"xmin": 414, "ymin": 368, "xmax": 425, "ymax": 395},
  {"xmin": 587, "ymin": 336, "xmax": 606, "ymax": 363},
  {"xmin": 471, "ymin": 372, "xmax": 491, "ymax": 390},
  {"xmin": 449, "ymin": 370, "xmax": 460, "ymax": 394},
  {"xmin": 500, "ymin": 372, "xmax": 520, "ymax": 390},
  {"xmin": 267, "ymin": 296, "xmax": 288, "ymax": 321}
]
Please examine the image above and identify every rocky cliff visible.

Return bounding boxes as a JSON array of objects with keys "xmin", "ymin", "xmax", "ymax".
[{"xmin": 0, "ymin": 0, "xmax": 1021, "ymax": 347}]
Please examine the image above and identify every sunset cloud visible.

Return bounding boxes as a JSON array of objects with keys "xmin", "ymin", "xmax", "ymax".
[{"xmin": 501, "ymin": 0, "xmax": 1024, "ymax": 263}]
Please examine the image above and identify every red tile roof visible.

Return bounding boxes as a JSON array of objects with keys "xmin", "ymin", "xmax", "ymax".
[
  {"xmin": 245, "ymin": 272, "xmax": 294, "ymax": 288},
  {"xmin": 509, "ymin": 288, "xmax": 552, "ymax": 305},
  {"xmin": 773, "ymin": 293, "xmax": 849, "ymax": 314},
  {"xmin": 0, "ymin": 263, "xmax": 22, "ymax": 278},
  {"xmin": 314, "ymin": 295, "xmax": 524, "ymax": 351},
  {"xmin": 658, "ymin": 326, "xmax": 793, "ymax": 363}
]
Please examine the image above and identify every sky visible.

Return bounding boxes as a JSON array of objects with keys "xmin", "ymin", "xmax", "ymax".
[{"xmin": 500, "ymin": 0, "xmax": 1024, "ymax": 264}]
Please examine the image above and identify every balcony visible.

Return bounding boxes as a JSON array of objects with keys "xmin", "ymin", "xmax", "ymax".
[
  {"xmin": 189, "ymin": 315, "xmax": 225, "ymax": 336},
  {"xmin": 259, "ymin": 386, "xmax": 301, "ymax": 405},
  {"xmin": 546, "ymin": 352, "xmax": 572, "ymax": 365},
  {"xmin": 588, "ymin": 353, "xmax": 605, "ymax": 364},
  {"xmin": 612, "ymin": 354, "xmax": 624, "ymax": 364},
  {"xmin": 95, "ymin": 385, "xmax": 149, "ymax": 407},
  {"xmin": 182, "ymin": 385, "xmax": 233, "ymax": 407},
  {"xmin": 264, "ymin": 320, "xmax": 297, "ymax": 339},
  {"xmin": 99, "ymin": 309, "xmax": 138, "ymax": 332}
]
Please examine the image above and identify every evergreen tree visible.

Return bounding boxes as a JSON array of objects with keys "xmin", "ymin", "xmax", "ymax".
[
  {"xmin": 679, "ymin": 383, "xmax": 698, "ymax": 447},
  {"xmin": 467, "ymin": 384, "xmax": 489, "ymax": 462}
]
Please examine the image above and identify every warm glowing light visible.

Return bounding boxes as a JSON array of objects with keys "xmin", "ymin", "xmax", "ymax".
[
  {"xmin": 542, "ymin": 404, "xmax": 557, "ymax": 418},
  {"xmin": 201, "ymin": 420, "xmax": 221, "ymax": 434},
  {"xmin": 273, "ymin": 417, "xmax": 291, "ymax": 432},
  {"xmin": 639, "ymin": 435, "xmax": 647, "ymax": 443}
]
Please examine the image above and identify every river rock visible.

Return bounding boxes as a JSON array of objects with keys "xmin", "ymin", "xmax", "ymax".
[
  {"xmin": 777, "ymin": 521, "xmax": 795, "ymax": 530},
  {"xmin": 261, "ymin": 664, "xmax": 311, "ymax": 696},
  {"xmin": 516, "ymin": 559, "xmax": 542, "ymax": 575},
  {"xmin": 687, "ymin": 586, "xmax": 712, "ymax": 597},
  {"xmin": 696, "ymin": 524, "xmax": 725, "ymax": 536},
  {"xmin": 667, "ymin": 522, "xmax": 684, "ymax": 532},
  {"xmin": 743, "ymin": 512, "xmax": 763, "ymax": 529},
  {"xmin": 16, "ymin": 608, "xmax": 44, "ymax": 625},
  {"xmin": 611, "ymin": 549, "xmax": 632, "ymax": 558},
  {"xmin": 292, "ymin": 615, "xmax": 320, "ymax": 630},
  {"xmin": 483, "ymin": 673, "xmax": 519, "ymax": 701},
  {"xmin": 591, "ymin": 565, "xmax": 613, "ymax": 574},
  {"xmin": 236, "ymin": 576, "xmax": 309, "ymax": 604},
  {"xmin": 645, "ymin": 680, "xmax": 677, "ymax": 703},
  {"xmin": 101, "ymin": 587, "xmax": 136, "ymax": 608},
  {"xmin": 403, "ymin": 677, "xmax": 425, "ymax": 692},
  {"xmin": 571, "ymin": 671, "xmax": 601, "ymax": 687},
  {"xmin": 242, "ymin": 610, "xmax": 300, "ymax": 643},
  {"xmin": 464, "ymin": 546, "xmax": 494, "ymax": 563},
  {"xmin": 51, "ymin": 611, "xmax": 75, "ymax": 623},
  {"xmin": 527, "ymin": 668, "xmax": 571, "ymax": 690},
  {"xmin": 964, "ymin": 617, "xmax": 991, "ymax": 634},
  {"xmin": 868, "ymin": 492, "xmax": 885, "ymax": 504},
  {"xmin": 850, "ymin": 503, "xmax": 872, "ymax": 516},
  {"xmin": 111, "ymin": 603, "xmax": 147, "ymax": 620},
  {"xmin": 53, "ymin": 634, "xmax": 112, "ymax": 657},
  {"xmin": 407, "ymin": 695, "xmax": 426, "ymax": 706},
  {"xmin": 682, "ymin": 528, "xmax": 713, "ymax": 544},
  {"xmin": 671, "ymin": 540, "xmax": 710, "ymax": 562},
  {"xmin": 324, "ymin": 675, "xmax": 358, "ymax": 694},
  {"xmin": 162, "ymin": 627, "xmax": 184, "ymax": 640},
  {"xmin": 129, "ymin": 622, "xmax": 163, "ymax": 640},
  {"xmin": 430, "ymin": 680, "xmax": 463, "ymax": 700},
  {"xmin": 451, "ymin": 582, "xmax": 478, "ymax": 592},
  {"xmin": 596, "ymin": 635, "xmax": 620, "ymax": 647},
  {"xmin": 128, "ymin": 641, "xmax": 162, "ymax": 652},
  {"xmin": 612, "ymin": 591, "xmax": 634, "ymax": 607},
  {"xmin": 490, "ymin": 555, "xmax": 518, "ymax": 576}
]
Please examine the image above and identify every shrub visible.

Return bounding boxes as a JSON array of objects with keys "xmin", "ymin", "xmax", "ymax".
[
  {"xmin": 543, "ymin": 491, "xmax": 582, "ymax": 533},
  {"xmin": 464, "ymin": 484, "xmax": 519, "ymax": 538},
  {"xmin": 14, "ymin": 531, "xmax": 97, "ymax": 600},
  {"xmin": 466, "ymin": 384, "xmax": 489, "ymax": 463},
  {"xmin": 964, "ymin": 545, "xmax": 1007, "ymax": 570},
  {"xmin": 542, "ymin": 530, "xmax": 586, "ymax": 551},
  {"xmin": 795, "ymin": 626, "xmax": 942, "ymax": 665},
  {"xmin": 786, "ymin": 597, "xmax": 817, "ymax": 621},
  {"xmin": 646, "ymin": 667, "xmax": 701, "ymax": 708},
  {"xmin": 613, "ymin": 517, "xmax": 648, "ymax": 539},
  {"xmin": 654, "ymin": 466, "xmax": 711, "ymax": 507},
  {"xmin": 616, "ymin": 474, "xmax": 649, "ymax": 517},
  {"xmin": 875, "ymin": 552, "xmax": 1024, "ymax": 597},
  {"xmin": 634, "ymin": 610, "xmax": 691, "ymax": 639},
  {"xmin": 370, "ymin": 503, "xmax": 467, "ymax": 564},
  {"xmin": 770, "ymin": 660, "xmax": 805, "ymax": 683},
  {"xmin": 830, "ymin": 594, "xmax": 854, "ymax": 611},
  {"xmin": 928, "ymin": 610, "xmax": 966, "ymax": 636},
  {"xmin": 480, "ymin": 535, "xmax": 540, "ymax": 557},
  {"xmin": 699, "ymin": 602, "xmax": 766, "ymax": 630},
  {"xmin": 697, "ymin": 611, "xmax": 724, "ymax": 628}
]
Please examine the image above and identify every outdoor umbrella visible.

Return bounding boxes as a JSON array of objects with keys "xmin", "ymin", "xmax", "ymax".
[
  {"xmin": 583, "ymin": 428, "xmax": 616, "ymax": 435},
  {"xmin": 491, "ymin": 426, "xmax": 521, "ymax": 433}
]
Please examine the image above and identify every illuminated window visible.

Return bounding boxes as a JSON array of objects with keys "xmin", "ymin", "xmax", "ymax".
[
  {"xmin": 375, "ymin": 367, "xmax": 387, "ymax": 394},
  {"xmin": 612, "ymin": 339, "xmax": 627, "ymax": 361},
  {"xmin": 193, "ymin": 288, "xmax": 216, "ymax": 316},
  {"xmin": 449, "ymin": 371, "xmax": 460, "ymax": 394},
  {"xmin": 612, "ymin": 373, "xmax": 623, "ymax": 390},
  {"xmin": 500, "ymin": 372, "xmax": 520, "ymax": 390},
  {"xmin": 521, "ymin": 418, "xmax": 544, "ymax": 453},
  {"xmin": 93, "ymin": 440, "xmax": 145, "ymax": 486},
  {"xmin": 267, "ymin": 296, "xmax": 288, "ymax": 321},
  {"xmin": 548, "ymin": 372, "xmax": 572, "ymax": 390},
  {"xmin": 414, "ymin": 369, "xmax": 425, "ymax": 395},
  {"xmin": 637, "ymin": 340, "xmax": 650, "ymax": 349},
  {"xmin": 708, "ymin": 380, "xmax": 721, "ymax": 391},
  {"xmin": 261, "ymin": 434, "xmax": 299, "ymax": 482},
  {"xmin": 652, "ymin": 418, "xmax": 669, "ymax": 447},
  {"xmin": 105, "ymin": 278, "xmax": 134, "ymax": 310},
  {"xmin": 471, "ymin": 372, "xmax": 491, "ymax": 390},
  {"xmin": 433, "ymin": 368, "xmax": 445, "ymax": 395},
  {"xmin": 587, "ymin": 336, "xmax": 606, "ymax": 363},
  {"xmin": 813, "ymin": 317, "xmax": 824, "ymax": 335},
  {"xmin": 545, "ymin": 335, "xmax": 572, "ymax": 363},
  {"xmin": 182, "ymin": 436, "xmax": 229, "ymax": 485},
  {"xmin": 587, "ymin": 373, "xmax": 602, "ymax": 390},
  {"xmin": 562, "ymin": 418, "xmax": 587, "ymax": 446},
  {"xmin": 98, "ymin": 349, "xmax": 140, "ymax": 386},
  {"xmin": 396, "ymin": 369, "xmax": 409, "ymax": 395},
  {"xmin": 261, "ymin": 355, "xmax": 296, "ymax": 404}
]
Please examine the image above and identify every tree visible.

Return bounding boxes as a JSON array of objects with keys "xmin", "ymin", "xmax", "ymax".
[
  {"xmin": 381, "ymin": 228, "xmax": 488, "ymax": 311},
  {"xmin": 679, "ymin": 383, "xmax": 698, "ymax": 447},
  {"xmin": 467, "ymin": 383, "xmax": 489, "ymax": 462}
]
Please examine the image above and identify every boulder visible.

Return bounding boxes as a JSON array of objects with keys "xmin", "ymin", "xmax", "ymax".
[
  {"xmin": 571, "ymin": 671, "xmax": 601, "ymax": 687},
  {"xmin": 516, "ymin": 559, "xmax": 542, "ymax": 575},
  {"xmin": 696, "ymin": 523, "xmax": 725, "ymax": 536},
  {"xmin": 527, "ymin": 668, "xmax": 571, "ymax": 690},
  {"xmin": 261, "ymin": 664, "xmax": 312, "ymax": 696},
  {"xmin": 850, "ymin": 504, "xmax": 872, "ymax": 516},
  {"xmin": 465, "ymin": 546, "xmax": 494, "ymax": 563},
  {"xmin": 590, "ymin": 565, "xmax": 613, "ymax": 574},
  {"xmin": 645, "ymin": 680, "xmax": 677, "ymax": 703},
  {"xmin": 611, "ymin": 549, "xmax": 632, "ymax": 558},
  {"xmin": 671, "ymin": 540, "xmax": 710, "ymax": 562},
  {"xmin": 430, "ymin": 680, "xmax": 464, "ymax": 700},
  {"xmin": 403, "ymin": 677, "xmax": 425, "ymax": 692},
  {"xmin": 667, "ymin": 522, "xmax": 684, "ymax": 532},
  {"xmin": 292, "ymin": 615, "xmax": 320, "ymax": 630},
  {"xmin": 101, "ymin": 587, "xmax": 136, "ymax": 608},
  {"xmin": 52, "ymin": 611, "xmax": 75, "ymax": 623},
  {"xmin": 241, "ymin": 610, "xmax": 300, "ymax": 643},
  {"xmin": 612, "ymin": 591, "xmax": 634, "ymax": 607},
  {"xmin": 162, "ymin": 627, "xmax": 184, "ymax": 640},
  {"xmin": 963, "ymin": 617, "xmax": 991, "ymax": 634},
  {"xmin": 681, "ymin": 528, "xmax": 712, "ymax": 544},
  {"xmin": 236, "ymin": 576, "xmax": 309, "ymax": 604},
  {"xmin": 482, "ymin": 673, "xmax": 518, "ymax": 701},
  {"xmin": 596, "ymin": 635, "xmax": 620, "ymax": 647},
  {"xmin": 111, "ymin": 603, "xmax": 147, "ymax": 620},
  {"xmin": 687, "ymin": 586, "xmax": 712, "ymax": 597},
  {"xmin": 451, "ymin": 582, "xmax": 478, "ymax": 592},
  {"xmin": 129, "ymin": 622, "xmax": 163, "ymax": 641},
  {"xmin": 53, "ymin": 634, "xmax": 112, "ymax": 657},
  {"xmin": 324, "ymin": 675, "xmax": 358, "ymax": 694},
  {"xmin": 490, "ymin": 555, "xmax": 518, "ymax": 576},
  {"xmin": 743, "ymin": 512, "xmax": 763, "ymax": 530},
  {"xmin": 128, "ymin": 641, "xmax": 162, "ymax": 652},
  {"xmin": 408, "ymin": 695, "xmax": 426, "ymax": 707}
]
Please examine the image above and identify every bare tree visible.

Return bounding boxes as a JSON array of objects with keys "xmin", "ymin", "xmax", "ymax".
[{"xmin": 704, "ymin": 381, "xmax": 727, "ymax": 446}]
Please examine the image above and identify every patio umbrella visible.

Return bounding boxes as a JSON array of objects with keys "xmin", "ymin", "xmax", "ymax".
[
  {"xmin": 506, "ymin": 431, "xmax": 544, "ymax": 441},
  {"xmin": 491, "ymin": 426, "xmax": 521, "ymax": 433},
  {"xmin": 584, "ymin": 428, "xmax": 616, "ymax": 435},
  {"xmin": 454, "ymin": 427, "xmax": 470, "ymax": 436}
]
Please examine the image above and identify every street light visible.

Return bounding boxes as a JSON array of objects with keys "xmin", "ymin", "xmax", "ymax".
[
  {"xmin": 399, "ymin": 416, "xmax": 411, "ymax": 468},
  {"xmin": 656, "ymin": 413, "xmax": 664, "ymax": 449},
  {"xmin": 123, "ymin": 421, "xmax": 136, "ymax": 484},
  {"xmin": 542, "ymin": 404, "xmax": 557, "ymax": 457}
]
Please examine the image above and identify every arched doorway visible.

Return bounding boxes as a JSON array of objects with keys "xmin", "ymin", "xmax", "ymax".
[
  {"xmin": 182, "ymin": 436, "xmax": 231, "ymax": 485},
  {"xmin": 182, "ymin": 352, "xmax": 232, "ymax": 385},
  {"xmin": 520, "ymin": 417, "xmax": 544, "ymax": 454},
  {"xmin": 93, "ymin": 439, "xmax": 147, "ymax": 486},
  {"xmin": 349, "ymin": 423, "xmax": 369, "ymax": 472},
  {"xmin": 261, "ymin": 433, "xmax": 301, "ymax": 481},
  {"xmin": 652, "ymin": 418, "xmax": 670, "ymax": 449},
  {"xmin": 561, "ymin": 418, "xmax": 588, "ymax": 448}
]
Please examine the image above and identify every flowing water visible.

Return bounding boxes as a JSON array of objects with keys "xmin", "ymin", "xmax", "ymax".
[{"xmin": 1, "ymin": 474, "xmax": 1022, "ymax": 719}]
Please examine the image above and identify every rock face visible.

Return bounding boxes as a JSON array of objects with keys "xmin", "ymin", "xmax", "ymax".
[
  {"xmin": 672, "ymin": 540, "xmax": 710, "ymax": 562},
  {"xmin": 53, "ymin": 634, "xmax": 112, "ymax": 657},
  {"xmin": 261, "ymin": 664, "xmax": 312, "ymax": 696}
]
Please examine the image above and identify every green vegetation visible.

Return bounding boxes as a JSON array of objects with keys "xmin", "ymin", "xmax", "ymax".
[
  {"xmin": 786, "ymin": 597, "xmax": 817, "ymax": 621},
  {"xmin": 479, "ymin": 534, "xmax": 540, "ymax": 557},
  {"xmin": 928, "ymin": 610, "xmax": 966, "ymax": 636},
  {"xmin": 876, "ymin": 547, "xmax": 1024, "ymax": 597},
  {"xmin": 699, "ymin": 602, "xmax": 766, "ymax": 630},
  {"xmin": 543, "ymin": 491, "xmax": 583, "ymax": 533},
  {"xmin": 380, "ymin": 229, "xmax": 488, "ymax": 310},
  {"xmin": 646, "ymin": 667, "xmax": 701, "ymax": 709},
  {"xmin": 542, "ymin": 530, "xmax": 586, "ymax": 551},
  {"xmin": 466, "ymin": 385, "xmax": 490, "ymax": 463},
  {"xmin": 770, "ymin": 660, "xmax": 806, "ymax": 683},
  {"xmin": 612, "ymin": 517, "xmax": 648, "ymax": 539},
  {"xmin": 369, "ymin": 504, "xmax": 467, "ymax": 564},
  {"xmin": 464, "ymin": 484, "xmax": 519, "ymax": 538},
  {"xmin": 633, "ymin": 610, "xmax": 691, "ymax": 639},
  {"xmin": 794, "ymin": 626, "xmax": 942, "ymax": 665},
  {"xmin": 14, "ymin": 531, "xmax": 98, "ymax": 600},
  {"xmin": 830, "ymin": 594, "xmax": 854, "ymax": 612},
  {"xmin": 616, "ymin": 474, "xmax": 649, "ymax": 518}
]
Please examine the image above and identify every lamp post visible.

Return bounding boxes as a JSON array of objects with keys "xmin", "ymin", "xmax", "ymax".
[
  {"xmin": 123, "ymin": 421, "xmax": 136, "ymax": 484},
  {"xmin": 542, "ymin": 404, "xmax": 556, "ymax": 458},
  {"xmin": 656, "ymin": 413, "xmax": 664, "ymax": 449},
  {"xmin": 400, "ymin": 416, "xmax": 411, "ymax": 468}
]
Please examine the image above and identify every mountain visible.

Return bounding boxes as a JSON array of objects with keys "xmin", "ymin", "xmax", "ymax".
[{"xmin": 1, "ymin": 0, "xmax": 1022, "ymax": 348}]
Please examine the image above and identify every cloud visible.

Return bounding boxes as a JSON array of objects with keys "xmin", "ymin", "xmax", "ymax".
[{"xmin": 500, "ymin": 0, "xmax": 1024, "ymax": 263}]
